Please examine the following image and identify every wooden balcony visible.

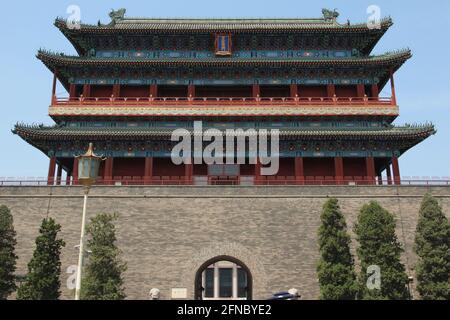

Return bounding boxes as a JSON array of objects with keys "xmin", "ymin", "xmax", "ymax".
[{"xmin": 52, "ymin": 95, "xmax": 395, "ymax": 107}]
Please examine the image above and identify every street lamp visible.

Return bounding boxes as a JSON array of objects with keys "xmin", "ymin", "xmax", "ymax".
[
  {"xmin": 74, "ymin": 143, "xmax": 104, "ymax": 300},
  {"xmin": 407, "ymin": 276, "xmax": 414, "ymax": 300}
]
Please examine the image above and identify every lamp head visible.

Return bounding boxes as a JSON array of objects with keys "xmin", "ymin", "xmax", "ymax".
[{"xmin": 77, "ymin": 143, "xmax": 104, "ymax": 186}]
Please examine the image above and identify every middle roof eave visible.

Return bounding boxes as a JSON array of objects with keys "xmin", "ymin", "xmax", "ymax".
[
  {"xmin": 37, "ymin": 49, "xmax": 412, "ymax": 69},
  {"xmin": 37, "ymin": 49, "xmax": 412, "ymax": 92}
]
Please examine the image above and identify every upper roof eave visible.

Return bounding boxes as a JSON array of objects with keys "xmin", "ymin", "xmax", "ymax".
[
  {"xmin": 54, "ymin": 16, "xmax": 393, "ymax": 55},
  {"xmin": 55, "ymin": 16, "xmax": 393, "ymax": 31}
]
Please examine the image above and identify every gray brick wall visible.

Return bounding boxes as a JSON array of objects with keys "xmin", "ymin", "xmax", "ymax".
[{"xmin": 0, "ymin": 185, "xmax": 449, "ymax": 300}]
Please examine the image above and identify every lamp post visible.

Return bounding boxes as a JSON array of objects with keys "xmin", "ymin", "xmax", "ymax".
[
  {"xmin": 74, "ymin": 143, "xmax": 104, "ymax": 300},
  {"xmin": 407, "ymin": 276, "xmax": 414, "ymax": 300}
]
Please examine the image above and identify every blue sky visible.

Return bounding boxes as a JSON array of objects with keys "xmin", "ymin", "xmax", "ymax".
[{"xmin": 0, "ymin": 0, "xmax": 449, "ymax": 178}]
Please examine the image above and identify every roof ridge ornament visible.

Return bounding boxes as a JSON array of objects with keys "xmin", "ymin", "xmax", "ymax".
[
  {"xmin": 109, "ymin": 8, "xmax": 126, "ymax": 26},
  {"xmin": 322, "ymin": 8, "xmax": 339, "ymax": 22}
]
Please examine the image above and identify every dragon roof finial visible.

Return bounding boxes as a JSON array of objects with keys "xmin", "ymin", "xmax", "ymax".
[
  {"xmin": 322, "ymin": 8, "xmax": 339, "ymax": 21},
  {"xmin": 109, "ymin": 8, "xmax": 126, "ymax": 25}
]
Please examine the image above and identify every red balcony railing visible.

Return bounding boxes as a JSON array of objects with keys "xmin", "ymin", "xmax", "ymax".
[
  {"xmin": 1, "ymin": 177, "xmax": 449, "ymax": 187},
  {"xmin": 52, "ymin": 96, "xmax": 394, "ymax": 107}
]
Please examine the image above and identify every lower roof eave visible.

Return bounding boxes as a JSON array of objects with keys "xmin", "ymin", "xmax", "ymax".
[
  {"xmin": 13, "ymin": 124, "xmax": 436, "ymax": 141},
  {"xmin": 13, "ymin": 124, "xmax": 436, "ymax": 159}
]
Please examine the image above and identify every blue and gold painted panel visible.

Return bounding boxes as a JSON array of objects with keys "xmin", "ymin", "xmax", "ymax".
[
  {"xmin": 54, "ymin": 149, "xmax": 397, "ymax": 159},
  {"xmin": 65, "ymin": 120, "xmax": 385, "ymax": 130},
  {"xmin": 83, "ymin": 33, "xmax": 371, "ymax": 54},
  {"xmin": 215, "ymin": 34, "xmax": 232, "ymax": 56},
  {"xmin": 71, "ymin": 77, "xmax": 378, "ymax": 86},
  {"xmin": 95, "ymin": 49, "xmax": 354, "ymax": 60}
]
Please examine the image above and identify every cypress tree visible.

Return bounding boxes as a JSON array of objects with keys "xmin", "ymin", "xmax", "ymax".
[
  {"xmin": 17, "ymin": 218, "xmax": 65, "ymax": 300},
  {"xmin": 0, "ymin": 205, "xmax": 18, "ymax": 299},
  {"xmin": 414, "ymin": 193, "xmax": 450, "ymax": 300},
  {"xmin": 354, "ymin": 201, "xmax": 409, "ymax": 300},
  {"xmin": 81, "ymin": 213, "xmax": 126, "ymax": 300},
  {"xmin": 317, "ymin": 198, "xmax": 358, "ymax": 300}
]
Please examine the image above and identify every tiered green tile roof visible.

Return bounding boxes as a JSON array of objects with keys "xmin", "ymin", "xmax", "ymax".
[
  {"xmin": 54, "ymin": 10, "xmax": 393, "ymax": 55},
  {"xmin": 14, "ymin": 123, "xmax": 435, "ymax": 141},
  {"xmin": 37, "ymin": 48, "xmax": 411, "ymax": 92},
  {"xmin": 12, "ymin": 121, "xmax": 435, "ymax": 160},
  {"xmin": 37, "ymin": 49, "xmax": 411, "ymax": 67}
]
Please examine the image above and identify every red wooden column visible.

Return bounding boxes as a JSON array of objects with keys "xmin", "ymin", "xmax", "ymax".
[
  {"xmin": 104, "ymin": 158, "xmax": 114, "ymax": 185},
  {"xmin": 377, "ymin": 174, "xmax": 383, "ymax": 186},
  {"xmin": 113, "ymin": 84, "xmax": 121, "ymax": 98},
  {"xmin": 73, "ymin": 158, "xmax": 79, "ymax": 185},
  {"xmin": 65, "ymin": 172, "xmax": 71, "ymax": 186},
  {"xmin": 83, "ymin": 84, "xmax": 91, "ymax": 97},
  {"xmin": 390, "ymin": 70, "xmax": 397, "ymax": 105},
  {"xmin": 365, "ymin": 157, "xmax": 376, "ymax": 185},
  {"xmin": 51, "ymin": 73, "xmax": 57, "ymax": 104},
  {"xmin": 357, "ymin": 84, "xmax": 365, "ymax": 98},
  {"xmin": 254, "ymin": 160, "xmax": 262, "ymax": 185},
  {"xmin": 102, "ymin": 159, "xmax": 108, "ymax": 181},
  {"xmin": 69, "ymin": 84, "xmax": 77, "ymax": 98},
  {"xmin": 294, "ymin": 157, "xmax": 304, "ymax": 185},
  {"xmin": 144, "ymin": 157, "xmax": 153, "ymax": 184},
  {"xmin": 334, "ymin": 157, "xmax": 344, "ymax": 185},
  {"xmin": 290, "ymin": 84, "xmax": 298, "ymax": 98},
  {"xmin": 386, "ymin": 165, "xmax": 392, "ymax": 185},
  {"xmin": 47, "ymin": 157, "xmax": 57, "ymax": 186},
  {"xmin": 56, "ymin": 164, "xmax": 63, "ymax": 186},
  {"xmin": 150, "ymin": 84, "xmax": 158, "ymax": 98},
  {"xmin": 252, "ymin": 84, "xmax": 260, "ymax": 98},
  {"xmin": 371, "ymin": 84, "xmax": 379, "ymax": 98},
  {"xmin": 327, "ymin": 84, "xmax": 336, "ymax": 97},
  {"xmin": 188, "ymin": 85, "xmax": 196, "ymax": 98},
  {"xmin": 185, "ymin": 162, "xmax": 193, "ymax": 185},
  {"xmin": 392, "ymin": 156, "xmax": 401, "ymax": 185}
]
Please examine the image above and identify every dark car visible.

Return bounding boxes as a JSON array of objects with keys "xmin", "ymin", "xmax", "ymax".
[{"xmin": 269, "ymin": 291, "xmax": 300, "ymax": 300}]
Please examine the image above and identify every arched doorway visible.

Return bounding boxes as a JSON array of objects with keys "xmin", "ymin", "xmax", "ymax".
[{"xmin": 194, "ymin": 255, "xmax": 253, "ymax": 300}]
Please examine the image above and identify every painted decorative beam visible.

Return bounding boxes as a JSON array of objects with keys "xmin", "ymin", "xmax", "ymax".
[{"xmin": 48, "ymin": 104, "xmax": 399, "ymax": 118}]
